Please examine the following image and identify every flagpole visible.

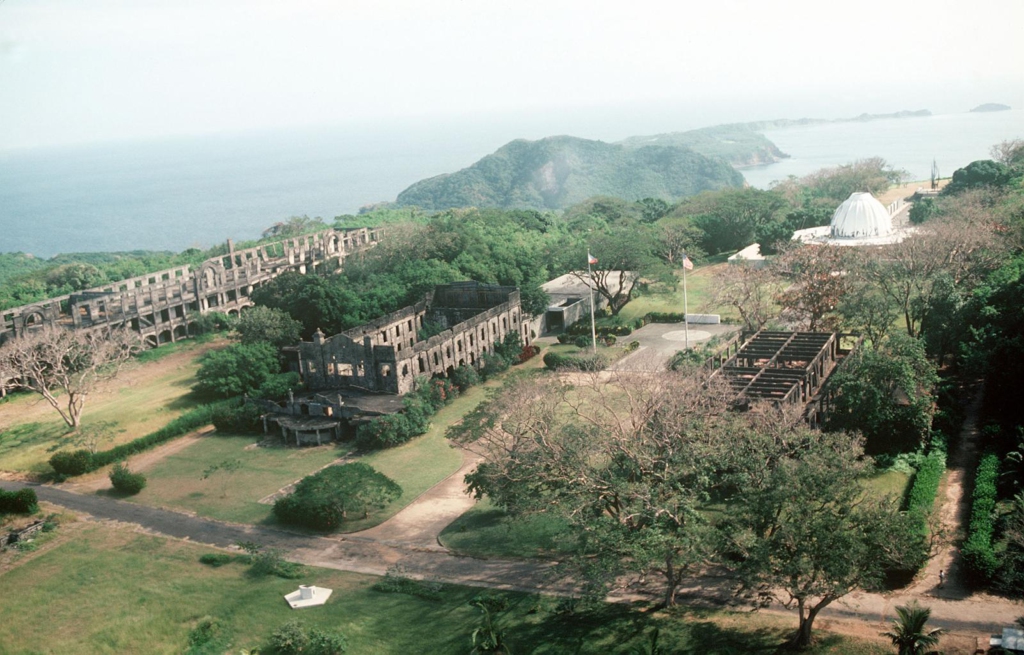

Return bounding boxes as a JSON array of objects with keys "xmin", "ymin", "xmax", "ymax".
[
  {"xmin": 587, "ymin": 251, "xmax": 598, "ymax": 355},
  {"xmin": 682, "ymin": 254, "xmax": 690, "ymax": 351}
]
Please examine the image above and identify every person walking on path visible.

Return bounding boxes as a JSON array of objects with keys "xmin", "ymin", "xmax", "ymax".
[{"xmin": 939, "ymin": 570, "xmax": 945, "ymax": 588}]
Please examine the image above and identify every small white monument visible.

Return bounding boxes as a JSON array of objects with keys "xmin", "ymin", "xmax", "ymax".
[{"xmin": 284, "ymin": 584, "xmax": 333, "ymax": 609}]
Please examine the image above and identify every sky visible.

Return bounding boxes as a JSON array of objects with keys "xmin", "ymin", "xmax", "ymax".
[{"xmin": 1, "ymin": 0, "xmax": 1023, "ymax": 151}]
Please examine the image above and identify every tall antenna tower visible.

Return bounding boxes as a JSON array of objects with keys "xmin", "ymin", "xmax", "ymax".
[{"xmin": 931, "ymin": 159, "xmax": 940, "ymax": 190}]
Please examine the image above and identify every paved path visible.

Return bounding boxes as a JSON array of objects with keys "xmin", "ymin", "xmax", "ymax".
[
  {"xmin": 350, "ymin": 448, "xmax": 483, "ymax": 550},
  {"xmin": 609, "ymin": 322, "xmax": 738, "ymax": 371}
]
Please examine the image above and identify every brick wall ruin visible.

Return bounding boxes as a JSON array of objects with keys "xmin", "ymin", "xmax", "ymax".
[
  {"xmin": 0, "ymin": 228, "xmax": 381, "ymax": 349},
  {"xmin": 296, "ymin": 281, "xmax": 529, "ymax": 395}
]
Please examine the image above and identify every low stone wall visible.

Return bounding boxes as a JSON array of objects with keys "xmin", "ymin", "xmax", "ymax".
[{"xmin": 0, "ymin": 520, "xmax": 45, "ymax": 549}]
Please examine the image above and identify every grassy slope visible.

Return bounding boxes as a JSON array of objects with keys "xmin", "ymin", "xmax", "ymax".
[
  {"xmin": 0, "ymin": 522, "xmax": 888, "ymax": 654},
  {"xmin": 0, "ymin": 340, "xmax": 217, "ymax": 475}
]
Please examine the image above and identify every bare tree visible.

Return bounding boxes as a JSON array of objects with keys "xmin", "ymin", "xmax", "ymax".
[
  {"xmin": 991, "ymin": 139, "xmax": 1024, "ymax": 166},
  {"xmin": 0, "ymin": 327, "xmax": 140, "ymax": 430},
  {"xmin": 866, "ymin": 191, "xmax": 1006, "ymax": 337},
  {"xmin": 772, "ymin": 243, "xmax": 852, "ymax": 332},
  {"xmin": 704, "ymin": 264, "xmax": 778, "ymax": 332}
]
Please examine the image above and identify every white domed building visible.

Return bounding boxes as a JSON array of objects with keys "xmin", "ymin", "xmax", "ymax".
[{"xmin": 792, "ymin": 191, "xmax": 910, "ymax": 246}]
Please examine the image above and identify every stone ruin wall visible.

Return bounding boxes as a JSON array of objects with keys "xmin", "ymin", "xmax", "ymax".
[
  {"xmin": 0, "ymin": 227, "xmax": 381, "ymax": 349},
  {"xmin": 298, "ymin": 283, "xmax": 529, "ymax": 395}
]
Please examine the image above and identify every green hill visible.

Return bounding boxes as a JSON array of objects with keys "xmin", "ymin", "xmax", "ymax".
[
  {"xmin": 394, "ymin": 136, "xmax": 743, "ymax": 211},
  {"xmin": 619, "ymin": 124, "xmax": 789, "ymax": 167}
]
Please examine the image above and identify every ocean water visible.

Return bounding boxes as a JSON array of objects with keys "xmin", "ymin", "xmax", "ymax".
[
  {"xmin": 1, "ymin": 110, "xmax": 1022, "ymax": 258},
  {"xmin": 742, "ymin": 109, "xmax": 1024, "ymax": 189}
]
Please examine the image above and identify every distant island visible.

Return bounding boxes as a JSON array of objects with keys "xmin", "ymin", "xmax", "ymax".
[
  {"xmin": 393, "ymin": 108, "xmax": 933, "ymax": 212},
  {"xmin": 970, "ymin": 103, "xmax": 1011, "ymax": 112}
]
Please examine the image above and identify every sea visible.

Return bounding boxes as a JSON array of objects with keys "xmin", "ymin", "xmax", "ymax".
[{"xmin": 1, "ymin": 109, "xmax": 1022, "ymax": 259}]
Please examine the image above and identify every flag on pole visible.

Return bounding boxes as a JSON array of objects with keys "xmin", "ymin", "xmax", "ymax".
[
  {"xmin": 682, "ymin": 255, "xmax": 693, "ymax": 271},
  {"xmin": 588, "ymin": 253, "xmax": 598, "ymax": 265}
]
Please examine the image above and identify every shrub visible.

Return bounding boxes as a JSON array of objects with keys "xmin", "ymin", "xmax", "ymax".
[
  {"xmin": 272, "ymin": 463, "xmax": 402, "ymax": 531},
  {"xmin": 962, "ymin": 452, "xmax": 1001, "ymax": 585},
  {"xmin": 0, "ymin": 488, "xmax": 38, "ymax": 515},
  {"xmin": 902, "ymin": 449, "xmax": 946, "ymax": 545},
  {"xmin": 572, "ymin": 334, "xmax": 593, "ymax": 349},
  {"xmin": 517, "ymin": 345, "xmax": 541, "ymax": 364},
  {"xmin": 450, "ymin": 364, "xmax": 481, "ymax": 392},
  {"xmin": 479, "ymin": 352, "xmax": 510, "ymax": 380},
  {"xmin": 645, "ymin": 312, "xmax": 687, "ymax": 323},
  {"xmin": 109, "ymin": 462, "xmax": 147, "ymax": 495},
  {"xmin": 372, "ymin": 572, "xmax": 445, "ymax": 601},
  {"xmin": 625, "ymin": 340, "xmax": 640, "ymax": 352},
  {"xmin": 211, "ymin": 400, "xmax": 264, "ymax": 434},
  {"xmin": 269, "ymin": 620, "xmax": 347, "ymax": 655},
  {"xmin": 542, "ymin": 352, "xmax": 604, "ymax": 371},
  {"xmin": 185, "ymin": 617, "xmax": 224, "ymax": 655},
  {"xmin": 556, "ymin": 333, "xmax": 572, "ymax": 344},
  {"xmin": 603, "ymin": 335, "xmax": 617, "ymax": 346},
  {"xmin": 198, "ymin": 553, "xmax": 233, "ymax": 567},
  {"xmin": 355, "ymin": 413, "xmax": 417, "ymax": 450},
  {"xmin": 49, "ymin": 449, "xmax": 94, "ymax": 476}
]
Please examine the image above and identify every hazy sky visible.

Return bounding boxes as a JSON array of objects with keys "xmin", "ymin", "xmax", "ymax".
[{"xmin": 2, "ymin": 0, "xmax": 1023, "ymax": 151}]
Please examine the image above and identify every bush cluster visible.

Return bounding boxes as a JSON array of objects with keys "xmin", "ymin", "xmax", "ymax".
[
  {"xmin": 49, "ymin": 401, "xmax": 228, "ymax": 478},
  {"xmin": 903, "ymin": 449, "xmax": 946, "ymax": 536},
  {"xmin": 542, "ymin": 352, "xmax": 604, "ymax": 371},
  {"xmin": 272, "ymin": 462, "xmax": 402, "ymax": 531},
  {"xmin": 269, "ymin": 619, "xmax": 347, "ymax": 655},
  {"xmin": 109, "ymin": 462, "xmax": 147, "ymax": 495},
  {"xmin": 0, "ymin": 488, "xmax": 37, "ymax": 515},
  {"xmin": 372, "ymin": 573, "xmax": 446, "ymax": 601},
  {"xmin": 211, "ymin": 400, "xmax": 264, "ymax": 435},
  {"xmin": 563, "ymin": 321, "xmax": 633, "ymax": 339},
  {"xmin": 644, "ymin": 312, "xmax": 688, "ymax": 324},
  {"xmin": 962, "ymin": 451, "xmax": 1001, "ymax": 585},
  {"xmin": 198, "ymin": 553, "xmax": 233, "ymax": 567},
  {"xmin": 517, "ymin": 345, "xmax": 541, "ymax": 364}
]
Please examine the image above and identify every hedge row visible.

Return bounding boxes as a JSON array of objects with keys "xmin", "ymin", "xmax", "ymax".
[
  {"xmin": 49, "ymin": 400, "xmax": 230, "ymax": 477},
  {"xmin": 542, "ymin": 352, "xmax": 604, "ymax": 371},
  {"xmin": 961, "ymin": 451, "xmax": 1001, "ymax": 584},
  {"xmin": 0, "ymin": 488, "xmax": 37, "ymax": 515},
  {"xmin": 903, "ymin": 449, "xmax": 947, "ymax": 535}
]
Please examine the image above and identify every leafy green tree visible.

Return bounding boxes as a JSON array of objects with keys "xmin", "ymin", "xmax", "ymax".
[
  {"xmin": 881, "ymin": 602, "xmax": 944, "ymax": 655},
  {"xmin": 576, "ymin": 223, "xmax": 670, "ymax": 315},
  {"xmin": 234, "ymin": 305, "xmax": 302, "ymax": 348},
  {"xmin": 251, "ymin": 272, "xmax": 366, "ymax": 338},
  {"xmin": 728, "ymin": 429, "xmax": 924, "ymax": 649},
  {"xmin": 823, "ymin": 333, "xmax": 937, "ymax": 455},
  {"xmin": 453, "ymin": 372, "xmax": 730, "ymax": 607},
  {"xmin": 944, "ymin": 159, "xmax": 1013, "ymax": 194},
  {"xmin": 193, "ymin": 342, "xmax": 279, "ymax": 398},
  {"xmin": 676, "ymin": 187, "xmax": 790, "ymax": 255}
]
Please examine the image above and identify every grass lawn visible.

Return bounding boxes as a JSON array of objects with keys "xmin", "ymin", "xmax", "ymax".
[
  {"xmin": 0, "ymin": 339, "xmax": 222, "ymax": 475},
  {"xmin": 128, "ymin": 435, "xmax": 349, "ymax": 524},
  {"xmin": 0, "ymin": 521, "xmax": 891, "ymax": 654},
  {"xmin": 862, "ymin": 468, "xmax": 913, "ymax": 502},
  {"xmin": 439, "ymin": 497, "xmax": 575, "ymax": 559}
]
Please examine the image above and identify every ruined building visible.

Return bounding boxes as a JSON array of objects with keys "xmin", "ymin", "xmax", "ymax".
[
  {"xmin": 0, "ymin": 228, "xmax": 381, "ymax": 348},
  {"xmin": 295, "ymin": 281, "xmax": 529, "ymax": 395}
]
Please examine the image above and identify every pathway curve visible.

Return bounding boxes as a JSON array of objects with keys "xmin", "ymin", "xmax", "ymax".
[{"xmin": 348, "ymin": 448, "xmax": 483, "ymax": 550}]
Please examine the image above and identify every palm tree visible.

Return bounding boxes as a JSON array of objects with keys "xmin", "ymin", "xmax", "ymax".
[{"xmin": 881, "ymin": 602, "xmax": 945, "ymax": 655}]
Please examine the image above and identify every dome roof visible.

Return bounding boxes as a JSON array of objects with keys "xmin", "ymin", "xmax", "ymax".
[{"xmin": 829, "ymin": 192, "xmax": 893, "ymax": 239}]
